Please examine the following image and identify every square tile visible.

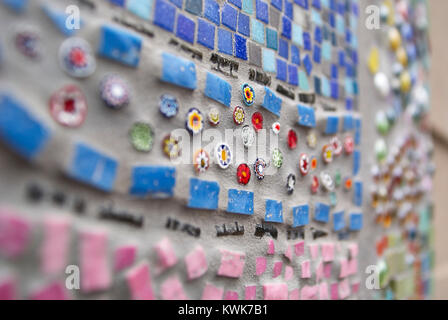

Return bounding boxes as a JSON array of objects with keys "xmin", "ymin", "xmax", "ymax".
[
  {"xmin": 222, "ymin": 4, "xmax": 237, "ymax": 31},
  {"xmin": 303, "ymin": 31, "xmax": 311, "ymax": 50},
  {"xmin": 271, "ymin": 0, "xmax": 282, "ymax": 10},
  {"xmin": 176, "ymin": 14, "xmax": 195, "ymax": 44},
  {"xmin": 242, "ymin": 0, "xmax": 253, "ymax": 14},
  {"xmin": 313, "ymin": 44, "xmax": 321, "ymax": 63},
  {"xmin": 325, "ymin": 115, "xmax": 339, "ymax": 134},
  {"xmin": 256, "ymin": 0, "xmax": 269, "ymax": 24},
  {"xmin": 218, "ymin": 28, "xmax": 233, "ymax": 55},
  {"xmin": 130, "ymin": 165, "xmax": 176, "ymax": 197},
  {"xmin": 315, "ymin": 25, "xmax": 322, "ymax": 43},
  {"xmin": 292, "ymin": 204, "xmax": 309, "ymax": 227},
  {"xmin": 229, "ymin": 0, "xmax": 242, "ymax": 8},
  {"xmin": 314, "ymin": 202, "xmax": 330, "ymax": 223},
  {"xmin": 281, "ymin": 16, "xmax": 291, "ymax": 39},
  {"xmin": 251, "ymin": 18, "xmax": 265, "ymax": 45},
  {"xmin": 127, "ymin": 0, "xmax": 153, "ymax": 20},
  {"xmin": 169, "ymin": 0, "xmax": 182, "ymax": 7},
  {"xmin": 288, "ymin": 64, "xmax": 298, "ymax": 86},
  {"xmin": 262, "ymin": 48, "xmax": 276, "ymax": 73},
  {"xmin": 161, "ymin": 52, "xmax": 197, "ymax": 90},
  {"xmin": 248, "ymin": 41, "xmax": 262, "ymax": 66},
  {"xmin": 204, "ymin": 0, "xmax": 220, "ymax": 25},
  {"xmin": 276, "ymin": 58, "xmax": 287, "ymax": 81},
  {"xmin": 234, "ymin": 34, "xmax": 247, "ymax": 60},
  {"xmin": 266, "ymin": 28, "xmax": 278, "ymax": 50},
  {"xmin": 278, "ymin": 38, "xmax": 288, "ymax": 59},
  {"xmin": 284, "ymin": 0, "xmax": 293, "ymax": 19},
  {"xmin": 333, "ymin": 211, "xmax": 345, "ymax": 231},
  {"xmin": 188, "ymin": 178, "xmax": 220, "ymax": 210},
  {"xmin": 303, "ymin": 54, "xmax": 312, "ymax": 75},
  {"xmin": 292, "ymin": 23, "xmax": 303, "ymax": 46},
  {"xmin": 261, "ymin": 87, "xmax": 282, "ymax": 116},
  {"xmin": 153, "ymin": 0, "xmax": 176, "ymax": 32},
  {"xmin": 291, "ymin": 44, "xmax": 300, "ymax": 65},
  {"xmin": 269, "ymin": 5, "xmax": 280, "ymax": 28},
  {"xmin": 197, "ymin": 18, "xmax": 215, "ymax": 49},
  {"xmin": 349, "ymin": 213, "xmax": 363, "ymax": 231},
  {"xmin": 299, "ymin": 71, "xmax": 309, "ymax": 90},
  {"xmin": 185, "ymin": 0, "xmax": 202, "ymax": 16},
  {"xmin": 227, "ymin": 189, "xmax": 254, "ymax": 215},
  {"xmin": 238, "ymin": 12, "xmax": 250, "ymax": 36}
]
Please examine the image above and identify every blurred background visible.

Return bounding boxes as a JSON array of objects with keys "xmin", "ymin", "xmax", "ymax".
[{"xmin": 427, "ymin": 0, "xmax": 448, "ymax": 300}]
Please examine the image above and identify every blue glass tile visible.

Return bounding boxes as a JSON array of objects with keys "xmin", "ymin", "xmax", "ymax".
[
  {"xmin": 0, "ymin": 93, "xmax": 50, "ymax": 159},
  {"xmin": 169, "ymin": 0, "xmax": 183, "ymax": 8},
  {"xmin": 188, "ymin": 178, "xmax": 220, "ymax": 210},
  {"xmin": 333, "ymin": 211, "xmax": 345, "ymax": 231},
  {"xmin": 312, "ymin": 0, "xmax": 320, "ymax": 9},
  {"xmin": 291, "ymin": 45, "xmax": 300, "ymax": 65},
  {"xmin": 297, "ymin": 104, "xmax": 316, "ymax": 128},
  {"xmin": 229, "ymin": 0, "xmax": 242, "ymax": 8},
  {"xmin": 218, "ymin": 28, "xmax": 233, "ymax": 55},
  {"xmin": 197, "ymin": 18, "xmax": 215, "ymax": 49},
  {"xmin": 292, "ymin": 204, "xmax": 309, "ymax": 227},
  {"xmin": 262, "ymin": 48, "xmax": 276, "ymax": 72},
  {"xmin": 284, "ymin": 0, "xmax": 293, "ymax": 19},
  {"xmin": 234, "ymin": 34, "xmax": 247, "ymax": 60},
  {"xmin": 185, "ymin": 0, "xmax": 202, "ymax": 16},
  {"xmin": 354, "ymin": 118, "xmax": 362, "ymax": 145},
  {"xmin": 204, "ymin": 0, "xmax": 220, "ymax": 25},
  {"xmin": 222, "ymin": 4, "xmax": 237, "ymax": 31},
  {"xmin": 314, "ymin": 202, "xmax": 330, "ymax": 223},
  {"xmin": 204, "ymin": 72, "xmax": 232, "ymax": 106},
  {"xmin": 176, "ymin": 14, "xmax": 195, "ymax": 44},
  {"xmin": 129, "ymin": 166, "xmax": 176, "ymax": 198},
  {"xmin": 353, "ymin": 181, "xmax": 362, "ymax": 206},
  {"xmin": 325, "ymin": 115, "xmax": 339, "ymax": 134},
  {"xmin": 314, "ymin": 76, "xmax": 321, "ymax": 95},
  {"xmin": 278, "ymin": 38, "xmax": 288, "ymax": 59},
  {"xmin": 281, "ymin": 16, "xmax": 291, "ymax": 39},
  {"xmin": 313, "ymin": 44, "xmax": 321, "ymax": 63},
  {"xmin": 98, "ymin": 25, "xmax": 142, "ymax": 67},
  {"xmin": 303, "ymin": 31, "xmax": 311, "ymax": 50},
  {"xmin": 70, "ymin": 143, "xmax": 118, "ymax": 192},
  {"xmin": 242, "ymin": 0, "xmax": 253, "ymax": 14},
  {"xmin": 294, "ymin": 0, "xmax": 308, "ymax": 9},
  {"xmin": 154, "ymin": 0, "xmax": 176, "ymax": 32},
  {"xmin": 255, "ymin": 0, "xmax": 269, "ymax": 24},
  {"xmin": 303, "ymin": 54, "xmax": 312, "ymax": 75},
  {"xmin": 227, "ymin": 189, "xmax": 254, "ymax": 215},
  {"xmin": 265, "ymin": 199, "xmax": 283, "ymax": 223},
  {"xmin": 276, "ymin": 58, "xmax": 287, "ymax": 82},
  {"xmin": 238, "ymin": 12, "xmax": 250, "ymax": 36},
  {"xmin": 331, "ymin": 64, "xmax": 338, "ymax": 79},
  {"xmin": 127, "ymin": 0, "xmax": 154, "ymax": 20},
  {"xmin": 314, "ymin": 26, "xmax": 322, "ymax": 43},
  {"xmin": 330, "ymin": 80, "xmax": 338, "ymax": 99},
  {"xmin": 161, "ymin": 52, "xmax": 197, "ymax": 89},
  {"xmin": 271, "ymin": 0, "xmax": 282, "ymax": 11},
  {"xmin": 353, "ymin": 150, "xmax": 361, "ymax": 176},
  {"xmin": 288, "ymin": 64, "xmax": 298, "ymax": 86},
  {"xmin": 251, "ymin": 18, "xmax": 265, "ymax": 44},
  {"xmin": 343, "ymin": 114, "xmax": 354, "ymax": 131},
  {"xmin": 349, "ymin": 213, "xmax": 363, "ymax": 231},
  {"xmin": 266, "ymin": 28, "xmax": 278, "ymax": 50},
  {"xmin": 346, "ymin": 97, "xmax": 353, "ymax": 111},
  {"xmin": 261, "ymin": 87, "xmax": 282, "ymax": 116}
]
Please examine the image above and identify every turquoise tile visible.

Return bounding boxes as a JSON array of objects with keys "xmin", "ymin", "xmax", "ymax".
[
  {"xmin": 292, "ymin": 23, "xmax": 303, "ymax": 46},
  {"xmin": 126, "ymin": 0, "xmax": 153, "ymax": 20},
  {"xmin": 298, "ymin": 71, "xmax": 309, "ymax": 90},
  {"xmin": 251, "ymin": 18, "xmax": 265, "ymax": 45},
  {"xmin": 262, "ymin": 48, "xmax": 275, "ymax": 73},
  {"xmin": 242, "ymin": 0, "xmax": 253, "ymax": 14}
]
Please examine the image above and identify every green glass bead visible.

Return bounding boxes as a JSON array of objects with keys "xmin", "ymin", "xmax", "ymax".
[{"xmin": 130, "ymin": 122, "xmax": 154, "ymax": 152}]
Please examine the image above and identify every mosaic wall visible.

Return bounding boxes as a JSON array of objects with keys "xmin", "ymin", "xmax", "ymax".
[{"xmin": 0, "ymin": 0, "xmax": 433, "ymax": 300}]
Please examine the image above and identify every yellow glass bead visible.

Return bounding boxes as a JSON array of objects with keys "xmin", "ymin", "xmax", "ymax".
[
  {"xmin": 368, "ymin": 47, "xmax": 380, "ymax": 74},
  {"xmin": 396, "ymin": 47, "xmax": 408, "ymax": 66},
  {"xmin": 388, "ymin": 28, "xmax": 401, "ymax": 51},
  {"xmin": 400, "ymin": 71, "xmax": 411, "ymax": 93}
]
